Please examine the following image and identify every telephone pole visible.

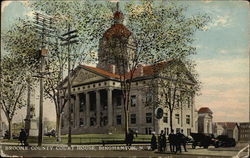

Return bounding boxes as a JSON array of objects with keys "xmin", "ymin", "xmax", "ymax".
[
  {"xmin": 60, "ymin": 24, "xmax": 78, "ymax": 147},
  {"xmin": 32, "ymin": 12, "xmax": 56, "ymax": 146}
]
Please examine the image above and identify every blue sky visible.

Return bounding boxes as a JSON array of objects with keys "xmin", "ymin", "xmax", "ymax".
[{"xmin": 1, "ymin": 0, "xmax": 249, "ymax": 123}]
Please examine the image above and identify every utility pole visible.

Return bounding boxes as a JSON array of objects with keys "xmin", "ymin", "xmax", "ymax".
[
  {"xmin": 33, "ymin": 12, "xmax": 56, "ymax": 146},
  {"xmin": 60, "ymin": 24, "xmax": 78, "ymax": 147}
]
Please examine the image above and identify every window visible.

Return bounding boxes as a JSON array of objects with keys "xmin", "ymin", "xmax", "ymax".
[
  {"xmin": 186, "ymin": 115, "xmax": 190, "ymax": 124},
  {"xmin": 145, "ymin": 93, "xmax": 153, "ymax": 106},
  {"xmin": 71, "ymin": 104, "xmax": 74, "ymax": 113},
  {"xmin": 130, "ymin": 114, "xmax": 136, "ymax": 124},
  {"xmin": 145, "ymin": 127, "xmax": 152, "ymax": 134},
  {"xmin": 187, "ymin": 128, "xmax": 191, "ymax": 136},
  {"xmin": 163, "ymin": 113, "xmax": 168, "ymax": 123},
  {"xmin": 117, "ymin": 96, "xmax": 121, "ymax": 106},
  {"xmin": 176, "ymin": 128, "xmax": 180, "ymax": 133},
  {"xmin": 188, "ymin": 96, "xmax": 191, "ymax": 108},
  {"xmin": 131, "ymin": 95, "xmax": 136, "ymax": 107},
  {"xmin": 175, "ymin": 114, "xmax": 180, "ymax": 124},
  {"xmin": 79, "ymin": 93, "xmax": 85, "ymax": 112},
  {"xmin": 90, "ymin": 117, "xmax": 96, "ymax": 126},
  {"xmin": 116, "ymin": 115, "xmax": 122, "ymax": 125},
  {"xmin": 79, "ymin": 118, "xmax": 84, "ymax": 126},
  {"xmin": 176, "ymin": 95, "xmax": 180, "ymax": 107},
  {"xmin": 146, "ymin": 113, "xmax": 152, "ymax": 123}
]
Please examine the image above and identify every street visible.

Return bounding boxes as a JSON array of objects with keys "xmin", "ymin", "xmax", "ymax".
[{"xmin": 1, "ymin": 143, "xmax": 248, "ymax": 158}]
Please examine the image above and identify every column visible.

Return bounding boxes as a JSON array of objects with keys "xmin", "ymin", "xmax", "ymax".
[
  {"xmin": 107, "ymin": 88, "xmax": 113, "ymax": 126},
  {"xmin": 191, "ymin": 93, "xmax": 194, "ymax": 128},
  {"xmin": 75, "ymin": 94, "xmax": 80, "ymax": 128},
  {"xmin": 96, "ymin": 90, "xmax": 101, "ymax": 127},
  {"xmin": 137, "ymin": 94, "xmax": 142, "ymax": 127},
  {"xmin": 86, "ymin": 92, "xmax": 90, "ymax": 127}
]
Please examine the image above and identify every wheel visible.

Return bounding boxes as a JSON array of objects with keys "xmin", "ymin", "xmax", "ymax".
[{"xmin": 192, "ymin": 142, "xmax": 196, "ymax": 149}]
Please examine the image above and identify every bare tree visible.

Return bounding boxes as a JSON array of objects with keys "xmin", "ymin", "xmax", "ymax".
[{"xmin": 156, "ymin": 59, "xmax": 200, "ymax": 131}]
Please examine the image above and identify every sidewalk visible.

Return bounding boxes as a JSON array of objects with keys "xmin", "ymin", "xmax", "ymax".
[{"xmin": 1, "ymin": 142, "xmax": 243, "ymax": 157}]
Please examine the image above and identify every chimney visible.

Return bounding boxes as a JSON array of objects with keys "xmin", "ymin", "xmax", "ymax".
[
  {"xmin": 137, "ymin": 64, "xmax": 143, "ymax": 76},
  {"xmin": 109, "ymin": 64, "xmax": 116, "ymax": 74}
]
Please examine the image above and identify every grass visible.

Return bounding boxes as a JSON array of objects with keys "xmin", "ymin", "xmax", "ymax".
[{"xmin": 2, "ymin": 134, "xmax": 151, "ymax": 144}]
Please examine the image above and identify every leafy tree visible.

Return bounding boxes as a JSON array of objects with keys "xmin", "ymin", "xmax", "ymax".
[
  {"xmin": 0, "ymin": 55, "xmax": 27, "ymax": 139},
  {"xmin": 27, "ymin": 0, "xmax": 114, "ymax": 142},
  {"xmin": 106, "ymin": 1, "xmax": 209, "ymax": 136}
]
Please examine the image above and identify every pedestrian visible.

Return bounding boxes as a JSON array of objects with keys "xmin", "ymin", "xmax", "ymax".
[
  {"xmin": 18, "ymin": 129, "xmax": 27, "ymax": 146},
  {"xmin": 162, "ymin": 131, "xmax": 167, "ymax": 152},
  {"xmin": 180, "ymin": 129, "xmax": 187, "ymax": 152},
  {"xmin": 158, "ymin": 130, "xmax": 164, "ymax": 152},
  {"xmin": 168, "ymin": 129, "xmax": 175, "ymax": 153},
  {"xmin": 126, "ymin": 129, "xmax": 134, "ymax": 146},
  {"xmin": 150, "ymin": 132, "xmax": 157, "ymax": 151},
  {"xmin": 175, "ymin": 130, "xmax": 182, "ymax": 153},
  {"xmin": 135, "ymin": 130, "xmax": 138, "ymax": 137}
]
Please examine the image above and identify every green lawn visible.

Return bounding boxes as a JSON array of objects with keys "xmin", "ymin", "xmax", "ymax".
[{"xmin": 2, "ymin": 134, "xmax": 151, "ymax": 144}]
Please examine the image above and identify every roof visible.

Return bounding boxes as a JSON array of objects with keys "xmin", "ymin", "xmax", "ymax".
[
  {"xmin": 103, "ymin": 24, "xmax": 132, "ymax": 39},
  {"xmin": 198, "ymin": 107, "xmax": 213, "ymax": 114},
  {"xmin": 59, "ymin": 60, "xmax": 196, "ymax": 88},
  {"xmin": 81, "ymin": 65, "xmax": 120, "ymax": 79},
  {"xmin": 81, "ymin": 61, "xmax": 171, "ymax": 80},
  {"xmin": 143, "ymin": 61, "xmax": 169, "ymax": 76},
  {"xmin": 216, "ymin": 122, "xmax": 238, "ymax": 129}
]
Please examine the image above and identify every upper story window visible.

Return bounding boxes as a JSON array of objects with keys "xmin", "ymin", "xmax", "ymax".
[
  {"xmin": 131, "ymin": 95, "xmax": 136, "ymax": 107},
  {"xmin": 175, "ymin": 114, "xmax": 180, "ymax": 124},
  {"xmin": 163, "ymin": 113, "xmax": 168, "ymax": 123},
  {"xmin": 145, "ymin": 93, "xmax": 153, "ymax": 106},
  {"xmin": 116, "ymin": 115, "xmax": 122, "ymax": 125},
  {"xmin": 130, "ymin": 114, "xmax": 136, "ymax": 124},
  {"xmin": 186, "ymin": 115, "xmax": 190, "ymax": 124}
]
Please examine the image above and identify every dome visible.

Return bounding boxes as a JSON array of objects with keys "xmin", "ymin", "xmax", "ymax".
[
  {"xmin": 198, "ymin": 107, "xmax": 213, "ymax": 114},
  {"xmin": 103, "ymin": 24, "xmax": 131, "ymax": 39}
]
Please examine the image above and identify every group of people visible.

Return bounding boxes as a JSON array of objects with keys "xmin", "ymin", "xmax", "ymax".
[{"xmin": 151, "ymin": 129, "xmax": 188, "ymax": 153}]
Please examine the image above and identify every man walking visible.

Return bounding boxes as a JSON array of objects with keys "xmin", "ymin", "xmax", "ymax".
[
  {"xmin": 150, "ymin": 132, "xmax": 157, "ymax": 151},
  {"xmin": 176, "ymin": 130, "xmax": 182, "ymax": 153},
  {"xmin": 180, "ymin": 129, "xmax": 187, "ymax": 152},
  {"xmin": 168, "ymin": 129, "xmax": 175, "ymax": 153}
]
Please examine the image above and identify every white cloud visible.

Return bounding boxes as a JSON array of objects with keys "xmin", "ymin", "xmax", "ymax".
[
  {"xmin": 207, "ymin": 15, "xmax": 232, "ymax": 29},
  {"xmin": 218, "ymin": 49, "xmax": 229, "ymax": 54},
  {"xmin": 25, "ymin": 10, "xmax": 35, "ymax": 17},
  {"xmin": 1, "ymin": 1, "xmax": 12, "ymax": 13}
]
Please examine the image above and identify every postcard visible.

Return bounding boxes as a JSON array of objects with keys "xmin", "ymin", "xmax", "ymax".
[{"xmin": 1, "ymin": 0, "xmax": 249, "ymax": 157}]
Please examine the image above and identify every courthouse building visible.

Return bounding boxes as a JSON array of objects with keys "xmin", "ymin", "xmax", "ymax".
[{"xmin": 60, "ymin": 10, "xmax": 198, "ymax": 135}]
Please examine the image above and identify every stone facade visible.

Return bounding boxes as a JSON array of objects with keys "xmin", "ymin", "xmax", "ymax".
[
  {"xmin": 60, "ymin": 10, "xmax": 198, "ymax": 136},
  {"xmin": 59, "ymin": 67, "xmax": 198, "ymax": 135},
  {"xmin": 198, "ymin": 107, "xmax": 213, "ymax": 134}
]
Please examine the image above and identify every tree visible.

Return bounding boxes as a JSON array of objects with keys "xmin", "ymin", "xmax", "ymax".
[
  {"xmin": 27, "ymin": 0, "xmax": 114, "ymax": 141},
  {"xmin": 0, "ymin": 55, "xmax": 27, "ymax": 139},
  {"xmin": 155, "ymin": 59, "xmax": 200, "ymax": 131},
  {"xmin": 105, "ymin": 1, "xmax": 208, "ymax": 136}
]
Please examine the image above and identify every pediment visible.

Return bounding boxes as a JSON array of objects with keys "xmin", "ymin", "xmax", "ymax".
[
  {"xmin": 72, "ymin": 68, "xmax": 106, "ymax": 86},
  {"xmin": 158, "ymin": 61, "xmax": 196, "ymax": 84}
]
